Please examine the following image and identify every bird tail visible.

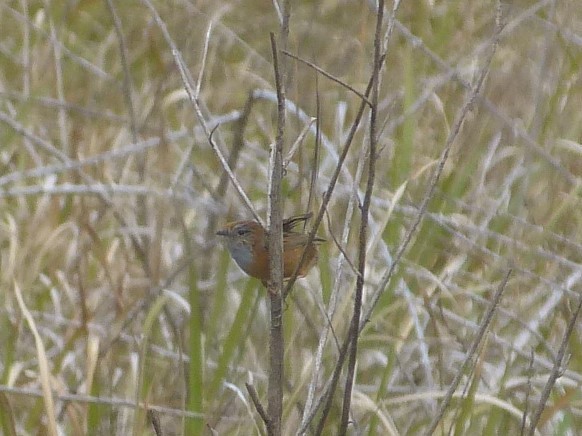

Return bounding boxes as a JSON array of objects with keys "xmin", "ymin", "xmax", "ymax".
[{"xmin": 282, "ymin": 213, "xmax": 313, "ymax": 231}]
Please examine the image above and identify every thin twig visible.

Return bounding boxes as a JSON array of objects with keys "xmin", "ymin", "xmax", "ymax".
[
  {"xmin": 339, "ymin": 1, "xmax": 384, "ymax": 433},
  {"xmin": 207, "ymin": 124, "xmax": 261, "ymax": 221},
  {"xmin": 324, "ymin": 210, "xmax": 362, "ymax": 279},
  {"xmin": 281, "ymin": 59, "xmax": 380, "ymax": 301},
  {"xmin": 314, "ymin": 335, "xmax": 351, "ymax": 434},
  {"xmin": 297, "ymin": 50, "xmax": 381, "ymax": 436},
  {"xmin": 140, "ymin": 0, "xmax": 262, "ymax": 225},
  {"xmin": 282, "ymin": 50, "xmax": 372, "ymax": 107},
  {"xmin": 283, "ymin": 117, "xmax": 316, "ymax": 172},
  {"xmin": 527, "ymin": 293, "xmax": 582, "ymax": 435},
  {"xmin": 425, "ymin": 270, "xmax": 512, "ymax": 435},
  {"xmin": 214, "ymin": 93, "xmax": 255, "ymax": 198},
  {"xmin": 245, "ymin": 383, "xmax": 270, "ymax": 429},
  {"xmin": 299, "ymin": 130, "xmax": 365, "ymax": 433}
]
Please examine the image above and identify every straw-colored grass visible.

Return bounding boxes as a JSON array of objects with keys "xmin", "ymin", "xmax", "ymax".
[{"xmin": 1, "ymin": 0, "xmax": 581, "ymax": 434}]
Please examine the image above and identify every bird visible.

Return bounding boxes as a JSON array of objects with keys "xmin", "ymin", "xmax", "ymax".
[{"xmin": 216, "ymin": 213, "xmax": 325, "ymax": 287}]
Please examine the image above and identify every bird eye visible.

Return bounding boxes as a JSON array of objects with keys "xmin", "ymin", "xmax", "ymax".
[{"xmin": 237, "ymin": 228, "xmax": 249, "ymax": 236}]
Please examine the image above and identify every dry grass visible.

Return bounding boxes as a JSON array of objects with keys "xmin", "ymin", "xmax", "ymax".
[{"xmin": 1, "ymin": 0, "xmax": 582, "ymax": 435}]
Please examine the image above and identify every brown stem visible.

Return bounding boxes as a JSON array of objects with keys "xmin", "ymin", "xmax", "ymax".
[
  {"xmin": 266, "ymin": 1, "xmax": 289, "ymax": 428},
  {"xmin": 339, "ymin": 1, "xmax": 384, "ymax": 433},
  {"xmin": 246, "ymin": 383, "xmax": 270, "ymax": 429}
]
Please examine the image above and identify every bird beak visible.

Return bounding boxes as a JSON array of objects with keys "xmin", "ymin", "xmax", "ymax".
[{"xmin": 216, "ymin": 229, "xmax": 229, "ymax": 236}]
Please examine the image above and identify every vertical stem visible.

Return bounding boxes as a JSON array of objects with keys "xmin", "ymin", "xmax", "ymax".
[
  {"xmin": 339, "ymin": 1, "xmax": 384, "ymax": 433},
  {"xmin": 267, "ymin": 30, "xmax": 285, "ymax": 426},
  {"xmin": 311, "ymin": 63, "xmax": 379, "ymax": 436},
  {"xmin": 267, "ymin": 0, "xmax": 290, "ymax": 427}
]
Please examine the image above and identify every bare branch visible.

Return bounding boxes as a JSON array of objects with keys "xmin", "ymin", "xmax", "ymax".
[
  {"xmin": 282, "ymin": 57, "xmax": 379, "ymax": 301},
  {"xmin": 324, "ymin": 209, "xmax": 362, "ymax": 279},
  {"xmin": 245, "ymin": 383, "xmax": 270, "ymax": 429},
  {"xmin": 282, "ymin": 50, "xmax": 372, "ymax": 107},
  {"xmin": 339, "ymin": 1, "xmax": 384, "ymax": 432},
  {"xmin": 266, "ymin": 0, "xmax": 290, "ymax": 428}
]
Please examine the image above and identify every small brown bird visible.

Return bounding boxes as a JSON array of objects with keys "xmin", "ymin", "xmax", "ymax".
[{"xmin": 216, "ymin": 213, "xmax": 325, "ymax": 286}]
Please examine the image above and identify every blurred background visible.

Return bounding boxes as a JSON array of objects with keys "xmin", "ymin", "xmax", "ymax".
[{"xmin": 1, "ymin": 0, "xmax": 581, "ymax": 434}]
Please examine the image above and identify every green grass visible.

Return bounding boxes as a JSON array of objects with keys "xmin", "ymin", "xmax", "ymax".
[{"xmin": 1, "ymin": 0, "xmax": 582, "ymax": 434}]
